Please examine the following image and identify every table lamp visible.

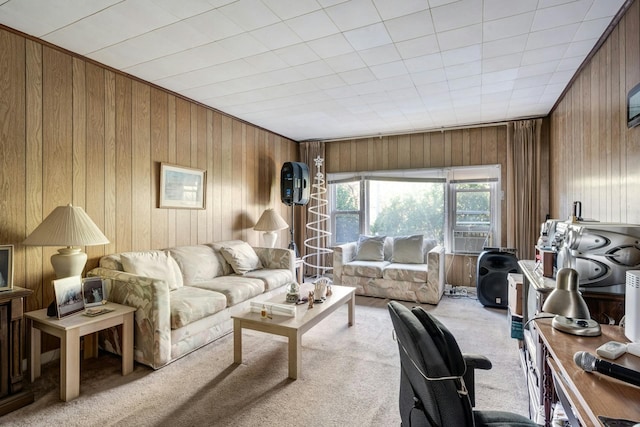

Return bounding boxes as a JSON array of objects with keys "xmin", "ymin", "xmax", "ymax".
[
  {"xmin": 23, "ymin": 204, "xmax": 110, "ymax": 278},
  {"xmin": 253, "ymin": 208, "xmax": 288, "ymax": 248},
  {"xmin": 542, "ymin": 267, "xmax": 601, "ymax": 336}
]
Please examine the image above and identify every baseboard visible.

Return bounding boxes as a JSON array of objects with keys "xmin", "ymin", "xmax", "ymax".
[{"xmin": 21, "ymin": 348, "xmax": 60, "ymax": 371}]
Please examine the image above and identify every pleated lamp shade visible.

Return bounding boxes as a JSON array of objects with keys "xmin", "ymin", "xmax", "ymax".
[
  {"xmin": 253, "ymin": 209, "xmax": 288, "ymax": 248},
  {"xmin": 23, "ymin": 204, "xmax": 109, "ymax": 278}
]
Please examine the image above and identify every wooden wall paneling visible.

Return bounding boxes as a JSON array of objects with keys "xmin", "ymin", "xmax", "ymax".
[
  {"xmin": 166, "ymin": 95, "xmax": 177, "ymax": 248},
  {"xmin": 397, "ymin": 135, "xmax": 411, "ymax": 168},
  {"xmin": 205, "ymin": 110, "xmax": 215, "ymax": 243},
  {"xmin": 443, "ymin": 131, "xmax": 452, "ymax": 166},
  {"xmin": 71, "ymin": 57, "xmax": 87, "ymax": 229},
  {"xmin": 212, "ymin": 112, "xmax": 222, "ymax": 241},
  {"xmin": 42, "ymin": 46, "xmax": 74, "ymax": 305},
  {"xmin": 410, "ymin": 133, "xmax": 424, "ymax": 168},
  {"xmin": 104, "ymin": 70, "xmax": 117, "ymax": 256},
  {"xmin": 497, "ymin": 126, "xmax": 508, "ymax": 247},
  {"xmin": 244, "ymin": 124, "xmax": 256, "ymax": 245},
  {"xmin": 174, "ymin": 98, "xmax": 191, "ymax": 246},
  {"xmin": 625, "ymin": 1, "xmax": 640, "ymax": 224},
  {"xmin": 231, "ymin": 120, "xmax": 243, "ymax": 240},
  {"xmin": 84, "ymin": 62, "xmax": 106, "ymax": 271},
  {"xmin": 430, "ymin": 132, "xmax": 444, "ymax": 168},
  {"xmin": 114, "ymin": 74, "xmax": 132, "ymax": 253},
  {"xmin": 616, "ymin": 20, "xmax": 627, "ymax": 224},
  {"xmin": 150, "ymin": 88, "xmax": 169, "ymax": 250},
  {"xmin": 355, "ymin": 138, "xmax": 368, "ymax": 171},
  {"xmin": 469, "ymin": 128, "xmax": 482, "ymax": 166},
  {"xmin": 24, "ymin": 39, "xmax": 43, "ymax": 310},
  {"xmin": 589, "ymin": 56, "xmax": 600, "ymax": 220},
  {"xmin": 131, "ymin": 81, "xmax": 151, "ymax": 251},
  {"xmin": 194, "ymin": 105, "xmax": 208, "ymax": 243},
  {"xmin": 481, "ymin": 127, "xmax": 498, "ymax": 165},
  {"xmin": 220, "ymin": 115, "xmax": 233, "ymax": 241},
  {"xmin": 610, "ymin": 26, "xmax": 622, "ymax": 223}
]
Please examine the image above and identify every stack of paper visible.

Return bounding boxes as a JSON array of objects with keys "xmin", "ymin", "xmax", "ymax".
[{"xmin": 250, "ymin": 301, "xmax": 296, "ymax": 317}]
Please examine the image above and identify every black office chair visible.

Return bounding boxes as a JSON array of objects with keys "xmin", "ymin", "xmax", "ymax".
[{"xmin": 388, "ymin": 301, "xmax": 536, "ymax": 427}]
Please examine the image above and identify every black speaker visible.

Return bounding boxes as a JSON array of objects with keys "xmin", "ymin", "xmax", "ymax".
[
  {"xmin": 476, "ymin": 250, "xmax": 520, "ymax": 308},
  {"xmin": 281, "ymin": 162, "xmax": 310, "ymax": 206}
]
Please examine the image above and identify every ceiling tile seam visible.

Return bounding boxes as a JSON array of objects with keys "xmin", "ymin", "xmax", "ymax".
[{"xmin": 38, "ymin": 0, "xmax": 127, "ymax": 39}]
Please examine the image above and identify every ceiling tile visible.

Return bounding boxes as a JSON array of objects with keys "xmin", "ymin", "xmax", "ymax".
[
  {"xmin": 437, "ymin": 24, "xmax": 482, "ymax": 51},
  {"xmin": 430, "ymin": 0, "xmax": 482, "ymax": 32},
  {"xmin": 244, "ymin": 51, "xmax": 289, "ymax": 72},
  {"xmin": 183, "ymin": 9, "xmax": 244, "ymax": 41},
  {"xmin": 483, "ymin": 0, "xmax": 537, "ymax": 21},
  {"xmin": 261, "ymin": 0, "xmax": 322, "ymax": 20},
  {"xmin": 522, "ymin": 44, "xmax": 567, "ymax": 66},
  {"xmin": 249, "ymin": 22, "xmax": 303, "ymax": 50},
  {"xmin": 395, "ymin": 35, "xmax": 440, "ymax": 59},
  {"xmin": 513, "ymin": 73, "xmax": 552, "ymax": 89},
  {"xmin": 483, "ymin": 34, "xmax": 528, "ymax": 58},
  {"xmin": 326, "ymin": 0, "xmax": 381, "ymax": 31},
  {"xmin": 339, "ymin": 68, "xmax": 377, "ymax": 85},
  {"xmin": 325, "ymin": 52, "xmax": 367, "ymax": 73},
  {"xmin": 411, "ymin": 69, "xmax": 447, "ymax": 85},
  {"xmin": 294, "ymin": 60, "xmax": 336, "ymax": 78},
  {"xmin": 586, "ymin": 0, "xmax": 626, "ymax": 20},
  {"xmin": 150, "ymin": 0, "xmax": 215, "ymax": 19},
  {"xmin": 358, "ymin": 44, "xmax": 402, "ymax": 66},
  {"xmin": 573, "ymin": 17, "xmax": 612, "ymax": 41},
  {"xmin": 218, "ymin": 0, "xmax": 280, "ymax": 31},
  {"xmin": 526, "ymin": 24, "xmax": 580, "ymax": 50},
  {"xmin": 286, "ymin": 10, "xmax": 340, "ymax": 41},
  {"xmin": 564, "ymin": 39, "xmax": 597, "ymax": 58},
  {"xmin": 441, "ymin": 45, "xmax": 481, "ymax": 67},
  {"xmin": 344, "ymin": 22, "xmax": 393, "ymax": 50},
  {"xmin": 384, "ymin": 10, "xmax": 434, "ymax": 43},
  {"xmin": 370, "ymin": 61, "xmax": 408, "ymax": 79},
  {"xmin": 404, "ymin": 53, "xmax": 444, "ymax": 73},
  {"xmin": 372, "ymin": 0, "xmax": 427, "ymax": 20},
  {"xmin": 274, "ymin": 43, "xmax": 321, "ymax": 66},
  {"xmin": 307, "ymin": 34, "xmax": 355, "ymax": 58},
  {"xmin": 445, "ymin": 61, "xmax": 482, "ymax": 80},
  {"xmin": 216, "ymin": 33, "xmax": 270, "ymax": 60},
  {"xmin": 531, "ymin": 0, "xmax": 590, "ymax": 32},
  {"xmin": 483, "ymin": 12, "xmax": 535, "ymax": 43}
]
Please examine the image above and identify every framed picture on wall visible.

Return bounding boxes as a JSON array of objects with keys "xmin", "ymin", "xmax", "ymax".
[
  {"xmin": 159, "ymin": 163, "xmax": 206, "ymax": 209},
  {"xmin": 0, "ymin": 245, "xmax": 13, "ymax": 291}
]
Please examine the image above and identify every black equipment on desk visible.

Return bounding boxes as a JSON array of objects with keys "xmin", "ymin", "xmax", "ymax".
[{"xmin": 476, "ymin": 249, "xmax": 519, "ymax": 308}]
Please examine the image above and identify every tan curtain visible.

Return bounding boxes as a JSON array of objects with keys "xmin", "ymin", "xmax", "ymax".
[
  {"xmin": 298, "ymin": 141, "xmax": 328, "ymax": 278},
  {"xmin": 506, "ymin": 119, "xmax": 547, "ymax": 260}
]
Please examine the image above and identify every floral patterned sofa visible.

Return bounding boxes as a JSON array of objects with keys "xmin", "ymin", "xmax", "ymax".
[
  {"xmin": 88, "ymin": 241, "xmax": 294, "ymax": 369},
  {"xmin": 333, "ymin": 235, "xmax": 445, "ymax": 305}
]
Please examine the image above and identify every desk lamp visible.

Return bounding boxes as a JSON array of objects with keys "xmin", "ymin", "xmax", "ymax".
[
  {"xmin": 542, "ymin": 267, "xmax": 601, "ymax": 336},
  {"xmin": 253, "ymin": 208, "xmax": 288, "ymax": 248},
  {"xmin": 23, "ymin": 204, "xmax": 109, "ymax": 278}
]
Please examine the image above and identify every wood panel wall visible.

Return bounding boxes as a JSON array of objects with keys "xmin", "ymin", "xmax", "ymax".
[
  {"xmin": 550, "ymin": 0, "xmax": 640, "ymax": 223},
  {"xmin": 325, "ymin": 126, "xmax": 511, "ymax": 287},
  {"xmin": 0, "ymin": 27, "xmax": 297, "ymax": 312}
]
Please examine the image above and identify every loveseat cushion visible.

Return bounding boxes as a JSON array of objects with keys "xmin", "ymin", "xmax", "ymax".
[
  {"xmin": 219, "ymin": 241, "xmax": 263, "ymax": 275},
  {"xmin": 392, "ymin": 235, "xmax": 425, "ymax": 264},
  {"xmin": 121, "ymin": 250, "xmax": 184, "ymax": 290},
  {"xmin": 170, "ymin": 287, "xmax": 227, "ymax": 329},
  {"xmin": 188, "ymin": 276, "xmax": 265, "ymax": 306},
  {"xmin": 343, "ymin": 260, "xmax": 390, "ymax": 279},
  {"xmin": 244, "ymin": 268, "xmax": 294, "ymax": 291},
  {"xmin": 383, "ymin": 263, "xmax": 429, "ymax": 283},
  {"xmin": 354, "ymin": 235, "xmax": 386, "ymax": 261},
  {"xmin": 168, "ymin": 245, "xmax": 226, "ymax": 283}
]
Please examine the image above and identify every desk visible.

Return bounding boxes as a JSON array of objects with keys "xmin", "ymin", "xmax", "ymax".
[
  {"xmin": 535, "ymin": 318, "xmax": 640, "ymax": 426},
  {"xmin": 26, "ymin": 303, "xmax": 135, "ymax": 401}
]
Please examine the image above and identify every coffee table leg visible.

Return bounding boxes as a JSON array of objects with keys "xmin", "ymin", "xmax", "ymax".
[
  {"xmin": 61, "ymin": 328, "xmax": 80, "ymax": 401},
  {"xmin": 122, "ymin": 312, "xmax": 134, "ymax": 375},
  {"xmin": 288, "ymin": 330, "xmax": 301, "ymax": 380},
  {"xmin": 347, "ymin": 294, "xmax": 355, "ymax": 327},
  {"xmin": 233, "ymin": 318, "xmax": 242, "ymax": 365}
]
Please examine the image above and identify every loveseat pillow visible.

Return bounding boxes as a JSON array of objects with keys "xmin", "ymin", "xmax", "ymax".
[
  {"xmin": 392, "ymin": 235, "xmax": 425, "ymax": 264},
  {"xmin": 220, "ymin": 242, "xmax": 263, "ymax": 275},
  {"xmin": 121, "ymin": 250, "xmax": 184, "ymax": 290},
  {"xmin": 354, "ymin": 235, "xmax": 386, "ymax": 261}
]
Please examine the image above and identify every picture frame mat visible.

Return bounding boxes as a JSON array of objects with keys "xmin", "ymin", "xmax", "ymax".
[
  {"xmin": 53, "ymin": 276, "xmax": 85, "ymax": 319},
  {"xmin": 159, "ymin": 163, "xmax": 206, "ymax": 209}
]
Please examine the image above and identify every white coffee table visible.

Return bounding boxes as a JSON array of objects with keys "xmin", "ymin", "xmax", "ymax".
[
  {"xmin": 232, "ymin": 284, "xmax": 355, "ymax": 380},
  {"xmin": 25, "ymin": 302, "xmax": 136, "ymax": 401}
]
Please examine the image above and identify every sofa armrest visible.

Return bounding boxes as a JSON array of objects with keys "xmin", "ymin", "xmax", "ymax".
[
  {"xmin": 332, "ymin": 242, "xmax": 357, "ymax": 285},
  {"xmin": 426, "ymin": 245, "xmax": 446, "ymax": 299},
  {"xmin": 254, "ymin": 247, "xmax": 295, "ymax": 279},
  {"xmin": 87, "ymin": 267, "xmax": 172, "ymax": 369}
]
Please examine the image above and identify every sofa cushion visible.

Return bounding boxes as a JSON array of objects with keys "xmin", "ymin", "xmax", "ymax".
[
  {"xmin": 188, "ymin": 276, "xmax": 265, "ymax": 306},
  {"xmin": 244, "ymin": 268, "xmax": 293, "ymax": 291},
  {"xmin": 168, "ymin": 245, "xmax": 226, "ymax": 283},
  {"xmin": 354, "ymin": 235, "xmax": 386, "ymax": 261},
  {"xmin": 383, "ymin": 263, "xmax": 429, "ymax": 283},
  {"xmin": 219, "ymin": 242, "xmax": 263, "ymax": 275},
  {"xmin": 121, "ymin": 250, "xmax": 184, "ymax": 290},
  {"xmin": 343, "ymin": 260, "xmax": 389, "ymax": 279},
  {"xmin": 169, "ymin": 287, "xmax": 227, "ymax": 329},
  {"xmin": 392, "ymin": 235, "xmax": 425, "ymax": 264}
]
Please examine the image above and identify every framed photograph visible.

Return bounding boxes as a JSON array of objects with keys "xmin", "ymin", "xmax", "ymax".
[
  {"xmin": 53, "ymin": 276, "xmax": 85, "ymax": 319},
  {"xmin": 82, "ymin": 277, "xmax": 106, "ymax": 307},
  {"xmin": 0, "ymin": 245, "xmax": 13, "ymax": 291},
  {"xmin": 159, "ymin": 163, "xmax": 206, "ymax": 209}
]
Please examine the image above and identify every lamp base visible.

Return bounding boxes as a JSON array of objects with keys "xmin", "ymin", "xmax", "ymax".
[
  {"xmin": 51, "ymin": 247, "xmax": 88, "ymax": 278},
  {"xmin": 552, "ymin": 315, "xmax": 601, "ymax": 336},
  {"xmin": 262, "ymin": 231, "xmax": 278, "ymax": 248}
]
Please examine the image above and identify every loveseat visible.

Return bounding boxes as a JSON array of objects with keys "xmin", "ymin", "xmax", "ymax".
[
  {"xmin": 333, "ymin": 235, "xmax": 445, "ymax": 304},
  {"xmin": 88, "ymin": 240, "xmax": 294, "ymax": 369}
]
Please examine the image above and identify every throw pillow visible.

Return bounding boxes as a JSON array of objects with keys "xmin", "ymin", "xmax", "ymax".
[
  {"xmin": 354, "ymin": 235, "xmax": 386, "ymax": 261},
  {"xmin": 392, "ymin": 235, "xmax": 425, "ymax": 264},
  {"xmin": 220, "ymin": 242, "xmax": 263, "ymax": 275},
  {"xmin": 121, "ymin": 251, "xmax": 184, "ymax": 290}
]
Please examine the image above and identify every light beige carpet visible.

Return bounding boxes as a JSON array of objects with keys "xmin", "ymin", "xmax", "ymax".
[{"xmin": 1, "ymin": 292, "xmax": 529, "ymax": 426}]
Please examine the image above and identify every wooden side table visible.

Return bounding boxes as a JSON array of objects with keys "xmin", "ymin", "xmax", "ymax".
[
  {"xmin": 0, "ymin": 286, "xmax": 34, "ymax": 415},
  {"xmin": 25, "ymin": 302, "xmax": 135, "ymax": 401}
]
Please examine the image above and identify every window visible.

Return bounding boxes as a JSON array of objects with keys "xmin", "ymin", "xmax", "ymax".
[{"xmin": 328, "ymin": 166, "xmax": 500, "ymax": 253}]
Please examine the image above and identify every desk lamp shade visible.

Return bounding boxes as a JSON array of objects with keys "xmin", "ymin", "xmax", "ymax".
[
  {"xmin": 253, "ymin": 208, "xmax": 288, "ymax": 248},
  {"xmin": 23, "ymin": 204, "xmax": 109, "ymax": 278},
  {"xmin": 542, "ymin": 267, "xmax": 601, "ymax": 336}
]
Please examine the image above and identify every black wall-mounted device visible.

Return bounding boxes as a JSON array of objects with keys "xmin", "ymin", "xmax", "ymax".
[{"xmin": 280, "ymin": 162, "xmax": 309, "ymax": 206}]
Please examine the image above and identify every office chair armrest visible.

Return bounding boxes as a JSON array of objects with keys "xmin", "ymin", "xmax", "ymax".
[{"xmin": 462, "ymin": 353, "xmax": 492, "ymax": 407}]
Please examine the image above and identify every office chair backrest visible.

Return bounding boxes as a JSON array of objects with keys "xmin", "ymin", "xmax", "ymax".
[{"xmin": 388, "ymin": 301, "xmax": 474, "ymax": 427}]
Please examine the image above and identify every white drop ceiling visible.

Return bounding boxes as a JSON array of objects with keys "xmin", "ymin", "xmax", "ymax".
[{"xmin": 0, "ymin": 0, "xmax": 627, "ymax": 141}]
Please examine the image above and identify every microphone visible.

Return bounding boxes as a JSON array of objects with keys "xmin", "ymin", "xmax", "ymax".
[{"xmin": 574, "ymin": 351, "xmax": 640, "ymax": 387}]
